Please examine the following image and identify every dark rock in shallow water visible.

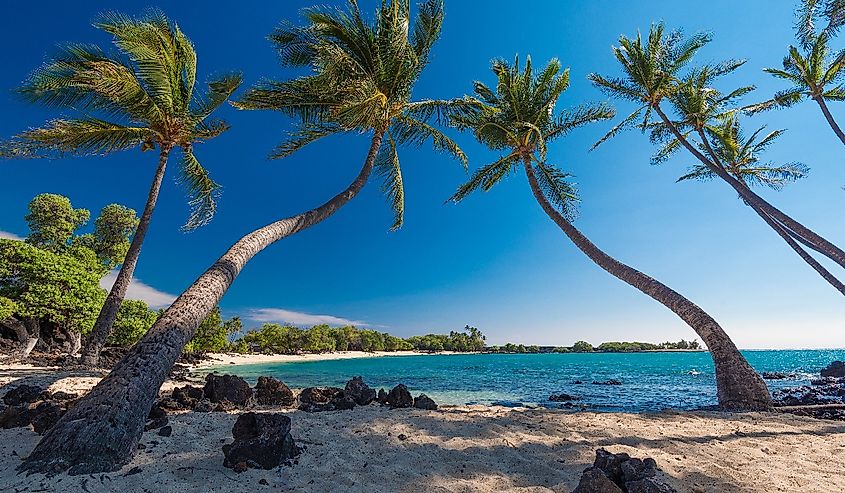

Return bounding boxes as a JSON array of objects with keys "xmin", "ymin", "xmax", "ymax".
[
  {"xmin": 592, "ymin": 379, "xmax": 622, "ymax": 386},
  {"xmin": 413, "ymin": 394, "xmax": 438, "ymax": 410},
  {"xmin": 2, "ymin": 384, "xmax": 44, "ymax": 406},
  {"xmin": 298, "ymin": 387, "xmax": 348, "ymax": 412},
  {"xmin": 255, "ymin": 376, "xmax": 295, "ymax": 407},
  {"xmin": 761, "ymin": 372, "xmax": 792, "ymax": 380},
  {"xmin": 204, "ymin": 374, "xmax": 255, "ymax": 408},
  {"xmin": 377, "ymin": 388, "xmax": 388, "ymax": 405},
  {"xmin": 549, "ymin": 393, "xmax": 578, "ymax": 402},
  {"xmin": 572, "ymin": 380, "xmax": 584, "ymax": 385},
  {"xmin": 158, "ymin": 425, "xmax": 173, "ymax": 437},
  {"xmin": 572, "ymin": 467, "xmax": 623, "ymax": 493},
  {"xmin": 821, "ymin": 361, "xmax": 845, "ymax": 378},
  {"xmin": 344, "ymin": 376, "xmax": 376, "ymax": 406},
  {"xmin": 572, "ymin": 448, "xmax": 675, "ymax": 493},
  {"xmin": 30, "ymin": 401, "xmax": 65, "ymax": 434},
  {"xmin": 222, "ymin": 412, "xmax": 299, "ymax": 470},
  {"xmin": 387, "ymin": 384, "xmax": 413, "ymax": 409}
]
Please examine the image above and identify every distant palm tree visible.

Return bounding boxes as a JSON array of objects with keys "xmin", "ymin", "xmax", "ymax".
[
  {"xmin": 21, "ymin": 0, "xmax": 469, "ymax": 475},
  {"xmin": 6, "ymin": 10, "xmax": 242, "ymax": 365},
  {"xmin": 745, "ymin": 0, "xmax": 845, "ymax": 144},
  {"xmin": 647, "ymin": 62, "xmax": 845, "ymax": 295},
  {"xmin": 448, "ymin": 55, "xmax": 772, "ymax": 411},
  {"xmin": 589, "ymin": 24, "xmax": 845, "ymax": 275}
]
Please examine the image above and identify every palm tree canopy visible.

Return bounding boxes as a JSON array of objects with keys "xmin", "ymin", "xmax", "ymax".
[
  {"xmin": 8, "ymin": 10, "xmax": 241, "ymax": 230},
  {"xmin": 748, "ymin": 2, "xmax": 845, "ymax": 113},
  {"xmin": 589, "ymin": 23, "xmax": 712, "ymax": 148},
  {"xmin": 676, "ymin": 115, "xmax": 808, "ymax": 190},
  {"xmin": 234, "ymin": 0, "xmax": 473, "ymax": 230},
  {"xmin": 447, "ymin": 56, "xmax": 614, "ymax": 220},
  {"xmin": 647, "ymin": 61, "xmax": 754, "ymax": 165}
]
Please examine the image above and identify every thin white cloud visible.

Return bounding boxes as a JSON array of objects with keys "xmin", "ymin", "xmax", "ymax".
[
  {"xmin": 100, "ymin": 272, "xmax": 176, "ymax": 309},
  {"xmin": 247, "ymin": 308, "xmax": 366, "ymax": 327},
  {"xmin": 0, "ymin": 230, "xmax": 23, "ymax": 240}
]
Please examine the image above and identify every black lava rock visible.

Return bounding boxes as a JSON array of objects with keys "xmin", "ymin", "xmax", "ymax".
[
  {"xmin": 204, "ymin": 374, "xmax": 255, "ymax": 408},
  {"xmin": 2, "ymin": 385, "xmax": 44, "ymax": 406},
  {"xmin": 386, "ymin": 384, "xmax": 413, "ymax": 409},
  {"xmin": 255, "ymin": 376, "xmax": 295, "ymax": 407},
  {"xmin": 413, "ymin": 394, "xmax": 438, "ymax": 410},
  {"xmin": 344, "ymin": 376, "xmax": 376, "ymax": 406},
  {"xmin": 222, "ymin": 412, "xmax": 299, "ymax": 470}
]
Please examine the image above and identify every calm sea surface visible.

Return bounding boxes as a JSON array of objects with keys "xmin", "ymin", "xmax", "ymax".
[{"xmin": 210, "ymin": 350, "xmax": 845, "ymax": 412}]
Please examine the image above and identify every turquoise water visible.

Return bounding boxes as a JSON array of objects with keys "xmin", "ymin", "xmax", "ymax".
[{"xmin": 212, "ymin": 350, "xmax": 845, "ymax": 412}]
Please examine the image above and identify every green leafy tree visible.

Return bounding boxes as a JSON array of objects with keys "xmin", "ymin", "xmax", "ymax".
[
  {"xmin": 185, "ymin": 307, "xmax": 242, "ymax": 353},
  {"xmin": 24, "ymin": 194, "xmax": 90, "ymax": 253},
  {"xmin": 451, "ymin": 54, "xmax": 770, "ymax": 411},
  {"xmin": 108, "ymin": 300, "xmax": 158, "ymax": 347},
  {"xmin": 75, "ymin": 204, "xmax": 140, "ymax": 271},
  {"xmin": 4, "ymin": 11, "xmax": 242, "ymax": 366},
  {"xmin": 22, "ymin": 3, "xmax": 470, "ymax": 475},
  {"xmin": 572, "ymin": 341, "xmax": 594, "ymax": 353},
  {"xmin": 0, "ymin": 239, "xmax": 105, "ymax": 357}
]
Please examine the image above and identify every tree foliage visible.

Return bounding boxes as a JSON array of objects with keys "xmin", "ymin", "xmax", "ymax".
[
  {"xmin": 108, "ymin": 299, "xmax": 159, "ymax": 346},
  {"xmin": 234, "ymin": 0, "xmax": 470, "ymax": 229}
]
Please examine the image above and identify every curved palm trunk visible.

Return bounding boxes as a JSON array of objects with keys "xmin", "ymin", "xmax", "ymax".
[
  {"xmin": 523, "ymin": 159, "xmax": 771, "ymax": 411},
  {"xmin": 81, "ymin": 146, "xmax": 172, "ymax": 366},
  {"xmin": 653, "ymin": 105, "xmax": 845, "ymax": 270},
  {"xmin": 19, "ymin": 130, "xmax": 384, "ymax": 476},
  {"xmin": 695, "ymin": 128, "xmax": 845, "ymax": 296},
  {"xmin": 814, "ymin": 96, "xmax": 845, "ymax": 146}
]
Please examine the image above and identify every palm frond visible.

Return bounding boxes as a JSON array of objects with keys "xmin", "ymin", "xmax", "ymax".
[
  {"xmin": 533, "ymin": 162, "xmax": 579, "ymax": 220},
  {"xmin": 270, "ymin": 122, "xmax": 343, "ymax": 159},
  {"xmin": 548, "ymin": 103, "xmax": 615, "ymax": 141},
  {"xmin": 16, "ymin": 118, "xmax": 154, "ymax": 156},
  {"xmin": 391, "ymin": 115, "xmax": 467, "ymax": 167},
  {"xmin": 177, "ymin": 148, "xmax": 220, "ymax": 231},
  {"xmin": 374, "ymin": 132, "xmax": 405, "ymax": 230},
  {"xmin": 448, "ymin": 153, "xmax": 518, "ymax": 203}
]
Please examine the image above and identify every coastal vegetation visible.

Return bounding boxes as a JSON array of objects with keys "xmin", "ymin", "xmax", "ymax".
[
  {"xmin": 0, "ymin": 0, "xmax": 842, "ymax": 479},
  {"xmin": 5, "ymin": 12, "xmax": 242, "ymax": 367}
]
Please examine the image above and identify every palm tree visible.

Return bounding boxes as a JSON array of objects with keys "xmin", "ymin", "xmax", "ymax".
[
  {"xmin": 746, "ymin": 0, "xmax": 845, "ymax": 145},
  {"xmin": 448, "ymin": 56, "xmax": 772, "ymax": 411},
  {"xmin": 589, "ymin": 24, "xmax": 845, "ymax": 274},
  {"xmin": 647, "ymin": 63, "xmax": 845, "ymax": 295},
  {"xmin": 6, "ymin": 11, "xmax": 242, "ymax": 366},
  {"xmin": 20, "ymin": 0, "xmax": 468, "ymax": 475}
]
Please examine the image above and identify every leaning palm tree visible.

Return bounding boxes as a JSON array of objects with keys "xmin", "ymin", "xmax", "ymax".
[
  {"xmin": 6, "ymin": 11, "xmax": 242, "ymax": 366},
  {"xmin": 745, "ymin": 0, "xmax": 845, "ymax": 144},
  {"xmin": 648, "ymin": 63, "xmax": 845, "ymax": 295},
  {"xmin": 448, "ymin": 55, "xmax": 772, "ymax": 411},
  {"xmin": 589, "ymin": 24, "xmax": 845, "ymax": 273},
  {"xmin": 20, "ymin": 0, "xmax": 468, "ymax": 475}
]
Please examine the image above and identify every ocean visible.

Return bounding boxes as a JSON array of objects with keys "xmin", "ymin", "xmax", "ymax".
[{"xmin": 210, "ymin": 349, "xmax": 845, "ymax": 412}]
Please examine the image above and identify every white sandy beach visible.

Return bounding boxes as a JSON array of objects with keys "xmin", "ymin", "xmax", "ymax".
[
  {"xmin": 1, "ymin": 368, "xmax": 843, "ymax": 492},
  {"xmin": 196, "ymin": 350, "xmax": 463, "ymax": 369}
]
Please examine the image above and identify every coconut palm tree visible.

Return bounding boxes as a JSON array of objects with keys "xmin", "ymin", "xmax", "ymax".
[
  {"xmin": 745, "ymin": 0, "xmax": 845, "ymax": 145},
  {"xmin": 448, "ymin": 55, "xmax": 772, "ymax": 411},
  {"xmin": 20, "ymin": 0, "xmax": 469, "ymax": 475},
  {"xmin": 589, "ymin": 24, "xmax": 845, "ymax": 273},
  {"xmin": 6, "ymin": 11, "xmax": 242, "ymax": 366},
  {"xmin": 647, "ymin": 63, "xmax": 845, "ymax": 295}
]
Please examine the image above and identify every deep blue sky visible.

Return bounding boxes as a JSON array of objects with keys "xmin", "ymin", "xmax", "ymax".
[{"xmin": 1, "ymin": 1, "xmax": 843, "ymax": 348}]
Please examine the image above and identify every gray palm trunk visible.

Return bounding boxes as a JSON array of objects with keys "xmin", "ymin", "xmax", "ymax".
[
  {"xmin": 694, "ymin": 129, "xmax": 845, "ymax": 296},
  {"xmin": 80, "ymin": 145, "xmax": 172, "ymax": 366},
  {"xmin": 653, "ymin": 105, "xmax": 845, "ymax": 271},
  {"xmin": 19, "ymin": 130, "xmax": 385, "ymax": 476},
  {"xmin": 814, "ymin": 96, "xmax": 845, "ymax": 146},
  {"xmin": 522, "ymin": 158, "xmax": 772, "ymax": 411}
]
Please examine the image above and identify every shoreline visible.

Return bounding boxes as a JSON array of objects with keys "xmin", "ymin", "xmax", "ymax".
[{"xmin": 196, "ymin": 350, "xmax": 465, "ymax": 369}]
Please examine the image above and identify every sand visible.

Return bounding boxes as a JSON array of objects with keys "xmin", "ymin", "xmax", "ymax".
[
  {"xmin": 195, "ymin": 350, "xmax": 462, "ymax": 369},
  {"xmin": 1, "ymin": 369, "xmax": 844, "ymax": 492}
]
